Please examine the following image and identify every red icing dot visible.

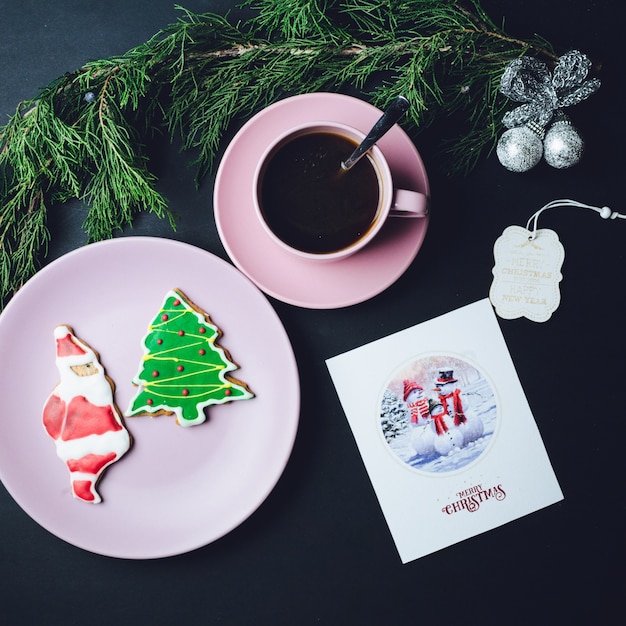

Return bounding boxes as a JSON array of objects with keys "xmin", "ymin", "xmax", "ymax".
[
  {"xmin": 157, "ymin": 338, "xmax": 163, "ymax": 345},
  {"xmin": 173, "ymin": 299, "xmax": 181, "ymax": 306},
  {"xmin": 178, "ymin": 330, "xmax": 185, "ymax": 336},
  {"xmin": 161, "ymin": 314, "xmax": 169, "ymax": 321},
  {"xmin": 182, "ymin": 389, "xmax": 189, "ymax": 396},
  {"xmin": 152, "ymin": 370, "xmax": 160, "ymax": 378},
  {"xmin": 225, "ymin": 389, "xmax": 232, "ymax": 396},
  {"xmin": 177, "ymin": 365, "xmax": 184, "ymax": 372},
  {"xmin": 199, "ymin": 327, "xmax": 206, "ymax": 334},
  {"xmin": 199, "ymin": 349, "xmax": 206, "ymax": 355},
  {"xmin": 147, "ymin": 398, "xmax": 153, "ymax": 405}
]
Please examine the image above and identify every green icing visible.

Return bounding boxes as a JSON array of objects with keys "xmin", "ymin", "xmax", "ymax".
[{"xmin": 127, "ymin": 290, "xmax": 253, "ymax": 425}]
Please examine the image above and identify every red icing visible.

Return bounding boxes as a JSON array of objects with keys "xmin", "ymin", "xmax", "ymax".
[
  {"xmin": 67, "ymin": 452, "xmax": 117, "ymax": 474},
  {"xmin": 162, "ymin": 314, "xmax": 169, "ymax": 321},
  {"xmin": 152, "ymin": 370, "xmax": 159, "ymax": 377},
  {"xmin": 199, "ymin": 349, "xmax": 206, "ymax": 355},
  {"xmin": 56, "ymin": 333, "xmax": 87, "ymax": 357},
  {"xmin": 61, "ymin": 396, "xmax": 122, "ymax": 440},
  {"xmin": 43, "ymin": 395, "xmax": 122, "ymax": 441},
  {"xmin": 178, "ymin": 330, "xmax": 185, "ymax": 336},
  {"xmin": 147, "ymin": 398, "xmax": 153, "ymax": 405},
  {"xmin": 182, "ymin": 389, "xmax": 189, "ymax": 396},
  {"xmin": 173, "ymin": 299, "xmax": 181, "ymax": 306},
  {"xmin": 199, "ymin": 327, "xmax": 206, "ymax": 334},
  {"xmin": 43, "ymin": 394, "xmax": 66, "ymax": 439},
  {"xmin": 225, "ymin": 389, "xmax": 232, "ymax": 396},
  {"xmin": 44, "ymin": 395, "xmax": 122, "ymax": 440},
  {"xmin": 157, "ymin": 338, "xmax": 163, "ymax": 345},
  {"xmin": 177, "ymin": 365, "xmax": 184, "ymax": 372},
  {"xmin": 72, "ymin": 480, "xmax": 96, "ymax": 502}
]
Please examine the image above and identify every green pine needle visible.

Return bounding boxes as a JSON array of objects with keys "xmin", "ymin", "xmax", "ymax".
[{"xmin": 0, "ymin": 0, "xmax": 564, "ymax": 306}]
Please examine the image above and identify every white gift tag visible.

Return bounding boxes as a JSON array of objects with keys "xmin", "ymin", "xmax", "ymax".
[
  {"xmin": 490, "ymin": 226, "xmax": 564, "ymax": 322},
  {"xmin": 489, "ymin": 199, "xmax": 625, "ymax": 323}
]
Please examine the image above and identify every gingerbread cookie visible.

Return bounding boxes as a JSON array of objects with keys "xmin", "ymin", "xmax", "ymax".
[
  {"xmin": 126, "ymin": 289, "xmax": 254, "ymax": 427},
  {"xmin": 42, "ymin": 325, "xmax": 132, "ymax": 503}
]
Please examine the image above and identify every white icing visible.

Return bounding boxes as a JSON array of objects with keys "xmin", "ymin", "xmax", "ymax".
[
  {"xmin": 53, "ymin": 428, "xmax": 131, "ymax": 463},
  {"xmin": 44, "ymin": 325, "xmax": 131, "ymax": 503},
  {"xmin": 54, "ymin": 372, "xmax": 115, "ymax": 407}
]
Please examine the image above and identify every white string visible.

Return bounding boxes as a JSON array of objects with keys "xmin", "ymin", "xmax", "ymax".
[{"xmin": 525, "ymin": 199, "xmax": 626, "ymax": 240}]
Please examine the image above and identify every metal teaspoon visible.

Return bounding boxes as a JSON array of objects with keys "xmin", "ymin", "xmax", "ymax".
[{"xmin": 341, "ymin": 95, "xmax": 411, "ymax": 171}]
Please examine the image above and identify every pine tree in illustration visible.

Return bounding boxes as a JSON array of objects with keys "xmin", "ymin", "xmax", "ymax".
[
  {"xmin": 126, "ymin": 289, "xmax": 254, "ymax": 427},
  {"xmin": 380, "ymin": 388, "xmax": 408, "ymax": 443}
]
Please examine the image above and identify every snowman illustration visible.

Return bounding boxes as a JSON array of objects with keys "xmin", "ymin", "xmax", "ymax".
[
  {"xmin": 404, "ymin": 380, "xmax": 438, "ymax": 455},
  {"xmin": 429, "ymin": 397, "xmax": 463, "ymax": 456},
  {"xmin": 381, "ymin": 355, "xmax": 496, "ymax": 472},
  {"xmin": 435, "ymin": 368, "xmax": 467, "ymax": 425},
  {"xmin": 435, "ymin": 367, "xmax": 483, "ymax": 446},
  {"xmin": 403, "ymin": 380, "xmax": 430, "ymax": 426}
]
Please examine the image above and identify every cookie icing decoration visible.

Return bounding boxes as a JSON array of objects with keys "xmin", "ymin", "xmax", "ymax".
[
  {"xmin": 126, "ymin": 289, "xmax": 254, "ymax": 427},
  {"xmin": 42, "ymin": 325, "xmax": 132, "ymax": 504}
]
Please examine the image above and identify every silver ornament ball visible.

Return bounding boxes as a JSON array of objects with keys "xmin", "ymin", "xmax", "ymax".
[
  {"xmin": 543, "ymin": 120, "xmax": 584, "ymax": 169},
  {"xmin": 496, "ymin": 126, "xmax": 543, "ymax": 172}
]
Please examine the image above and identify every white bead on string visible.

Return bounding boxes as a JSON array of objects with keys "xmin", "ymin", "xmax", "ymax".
[{"xmin": 526, "ymin": 199, "xmax": 626, "ymax": 240}]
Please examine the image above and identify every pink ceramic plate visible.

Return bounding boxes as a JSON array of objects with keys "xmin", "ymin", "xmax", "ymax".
[
  {"xmin": 214, "ymin": 93, "xmax": 430, "ymax": 309},
  {"xmin": 0, "ymin": 238, "xmax": 299, "ymax": 558}
]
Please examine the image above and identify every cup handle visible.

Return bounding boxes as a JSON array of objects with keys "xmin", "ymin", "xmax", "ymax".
[{"xmin": 390, "ymin": 189, "xmax": 430, "ymax": 218}]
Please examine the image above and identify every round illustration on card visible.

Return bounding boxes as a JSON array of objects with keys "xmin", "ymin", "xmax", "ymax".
[{"xmin": 379, "ymin": 354, "xmax": 499, "ymax": 474}]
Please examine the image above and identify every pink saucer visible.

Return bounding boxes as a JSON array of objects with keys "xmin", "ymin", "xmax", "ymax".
[{"xmin": 214, "ymin": 93, "xmax": 430, "ymax": 309}]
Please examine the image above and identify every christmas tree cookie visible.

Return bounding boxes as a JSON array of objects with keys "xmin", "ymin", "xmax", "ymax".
[{"xmin": 126, "ymin": 289, "xmax": 254, "ymax": 427}]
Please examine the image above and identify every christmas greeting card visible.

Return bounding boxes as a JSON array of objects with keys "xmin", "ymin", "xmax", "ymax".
[{"xmin": 326, "ymin": 298, "xmax": 563, "ymax": 563}]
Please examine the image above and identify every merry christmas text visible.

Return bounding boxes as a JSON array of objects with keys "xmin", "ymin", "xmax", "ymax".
[
  {"xmin": 441, "ymin": 484, "xmax": 506, "ymax": 515},
  {"xmin": 500, "ymin": 266, "xmax": 553, "ymax": 282}
]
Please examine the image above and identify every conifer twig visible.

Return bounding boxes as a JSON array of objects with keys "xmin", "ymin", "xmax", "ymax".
[{"xmin": 0, "ymin": 1, "xmax": 578, "ymax": 306}]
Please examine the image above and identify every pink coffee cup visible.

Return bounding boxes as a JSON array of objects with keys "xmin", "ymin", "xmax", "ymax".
[{"xmin": 253, "ymin": 121, "xmax": 429, "ymax": 262}]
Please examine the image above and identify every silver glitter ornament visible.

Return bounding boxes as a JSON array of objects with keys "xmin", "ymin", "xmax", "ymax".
[
  {"xmin": 497, "ymin": 50, "xmax": 599, "ymax": 172},
  {"xmin": 543, "ymin": 116, "xmax": 584, "ymax": 169},
  {"xmin": 500, "ymin": 50, "xmax": 600, "ymax": 129},
  {"xmin": 496, "ymin": 124, "xmax": 544, "ymax": 172}
]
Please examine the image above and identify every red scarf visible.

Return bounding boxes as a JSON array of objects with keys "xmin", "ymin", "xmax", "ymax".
[
  {"xmin": 439, "ymin": 389, "xmax": 467, "ymax": 426},
  {"xmin": 408, "ymin": 397, "xmax": 429, "ymax": 423}
]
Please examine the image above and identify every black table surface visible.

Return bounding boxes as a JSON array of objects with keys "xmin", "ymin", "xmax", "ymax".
[{"xmin": 1, "ymin": 1, "xmax": 623, "ymax": 623}]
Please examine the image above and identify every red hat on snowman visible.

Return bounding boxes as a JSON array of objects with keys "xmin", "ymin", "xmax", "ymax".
[{"xmin": 403, "ymin": 379, "xmax": 423, "ymax": 401}]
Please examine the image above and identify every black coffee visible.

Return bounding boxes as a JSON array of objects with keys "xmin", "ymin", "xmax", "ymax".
[{"xmin": 259, "ymin": 131, "xmax": 381, "ymax": 254}]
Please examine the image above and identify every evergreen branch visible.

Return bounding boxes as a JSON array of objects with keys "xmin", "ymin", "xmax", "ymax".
[
  {"xmin": 81, "ymin": 79, "xmax": 173, "ymax": 240},
  {"xmin": 0, "ymin": 0, "xmax": 585, "ymax": 307},
  {"xmin": 245, "ymin": 0, "xmax": 346, "ymax": 42}
]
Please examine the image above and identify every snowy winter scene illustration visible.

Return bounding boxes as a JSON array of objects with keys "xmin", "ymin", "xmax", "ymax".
[{"xmin": 379, "ymin": 354, "xmax": 498, "ymax": 474}]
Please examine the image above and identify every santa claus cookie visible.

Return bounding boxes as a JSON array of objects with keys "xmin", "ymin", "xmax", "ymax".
[
  {"xmin": 42, "ymin": 325, "xmax": 131, "ymax": 504},
  {"xmin": 126, "ymin": 289, "xmax": 254, "ymax": 427}
]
